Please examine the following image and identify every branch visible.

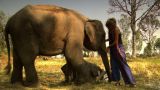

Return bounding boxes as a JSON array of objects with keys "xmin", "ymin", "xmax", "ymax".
[
  {"xmin": 123, "ymin": 0, "xmax": 131, "ymax": 15},
  {"xmin": 150, "ymin": 3, "xmax": 160, "ymax": 16},
  {"xmin": 127, "ymin": 0, "xmax": 131, "ymax": 5},
  {"xmin": 136, "ymin": 0, "xmax": 159, "ymax": 22},
  {"xmin": 108, "ymin": 0, "xmax": 131, "ymax": 15},
  {"xmin": 107, "ymin": 8, "xmax": 125, "ymax": 14},
  {"xmin": 116, "ymin": 0, "xmax": 131, "ymax": 15},
  {"xmin": 138, "ymin": 29, "xmax": 148, "ymax": 42},
  {"xmin": 135, "ymin": 0, "xmax": 147, "ymax": 11}
]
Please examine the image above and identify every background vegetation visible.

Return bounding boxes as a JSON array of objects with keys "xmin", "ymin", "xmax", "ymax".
[{"xmin": 108, "ymin": 0, "xmax": 160, "ymax": 57}]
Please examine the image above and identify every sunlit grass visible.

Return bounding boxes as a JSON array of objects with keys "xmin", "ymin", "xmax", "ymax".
[
  {"xmin": 36, "ymin": 58, "xmax": 66, "ymax": 66},
  {"xmin": 0, "ymin": 55, "xmax": 160, "ymax": 89},
  {"xmin": 129, "ymin": 57, "xmax": 160, "ymax": 77},
  {"xmin": 128, "ymin": 57, "xmax": 160, "ymax": 89}
]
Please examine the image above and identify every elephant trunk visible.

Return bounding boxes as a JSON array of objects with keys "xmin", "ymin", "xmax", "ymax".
[
  {"xmin": 96, "ymin": 70, "xmax": 106, "ymax": 81},
  {"xmin": 98, "ymin": 44, "xmax": 111, "ymax": 82}
]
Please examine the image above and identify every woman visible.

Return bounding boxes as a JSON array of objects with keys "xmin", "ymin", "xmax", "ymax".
[{"xmin": 105, "ymin": 18, "xmax": 136, "ymax": 87}]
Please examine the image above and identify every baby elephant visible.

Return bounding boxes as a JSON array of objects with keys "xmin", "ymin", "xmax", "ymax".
[{"xmin": 61, "ymin": 61, "xmax": 105, "ymax": 84}]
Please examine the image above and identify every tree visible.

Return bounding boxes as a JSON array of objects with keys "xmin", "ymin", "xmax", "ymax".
[
  {"xmin": 0, "ymin": 11, "xmax": 5, "ymax": 31},
  {"xmin": 155, "ymin": 38, "xmax": 160, "ymax": 54},
  {"xmin": 144, "ymin": 42, "xmax": 152, "ymax": 56},
  {"xmin": 0, "ymin": 11, "xmax": 7, "ymax": 53},
  {"xmin": 108, "ymin": 0, "xmax": 159, "ymax": 57},
  {"xmin": 118, "ymin": 14, "xmax": 131, "ymax": 52},
  {"xmin": 135, "ymin": 29, "xmax": 143, "ymax": 54},
  {"xmin": 138, "ymin": 14, "xmax": 160, "ymax": 55}
]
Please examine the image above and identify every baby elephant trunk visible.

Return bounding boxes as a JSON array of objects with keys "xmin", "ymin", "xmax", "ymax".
[
  {"xmin": 61, "ymin": 62, "xmax": 106, "ymax": 83},
  {"xmin": 96, "ymin": 70, "xmax": 106, "ymax": 81}
]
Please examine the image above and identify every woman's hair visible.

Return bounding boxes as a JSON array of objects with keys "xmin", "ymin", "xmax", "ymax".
[{"xmin": 105, "ymin": 18, "xmax": 117, "ymax": 28}]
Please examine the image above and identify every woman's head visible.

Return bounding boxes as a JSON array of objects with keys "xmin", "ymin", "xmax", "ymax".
[{"xmin": 106, "ymin": 18, "xmax": 117, "ymax": 30}]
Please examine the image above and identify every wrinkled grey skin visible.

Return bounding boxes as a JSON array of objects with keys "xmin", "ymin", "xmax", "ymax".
[
  {"xmin": 5, "ymin": 5, "xmax": 111, "ymax": 86},
  {"xmin": 61, "ymin": 61, "xmax": 104, "ymax": 83}
]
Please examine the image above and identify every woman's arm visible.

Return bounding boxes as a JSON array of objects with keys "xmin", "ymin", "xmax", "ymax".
[{"xmin": 114, "ymin": 28, "xmax": 123, "ymax": 58}]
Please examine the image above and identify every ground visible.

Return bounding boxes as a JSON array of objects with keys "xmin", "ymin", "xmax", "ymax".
[{"xmin": 0, "ymin": 54, "xmax": 160, "ymax": 90}]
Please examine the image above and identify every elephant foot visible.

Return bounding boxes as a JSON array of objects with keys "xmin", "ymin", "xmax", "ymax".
[
  {"xmin": 11, "ymin": 72, "xmax": 23, "ymax": 84},
  {"xmin": 11, "ymin": 79, "xmax": 23, "ymax": 84},
  {"xmin": 11, "ymin": 81, "xmax": 23, "ymax": 85},
  {"xmin": 23, "ymin": 81, "xmax": 40, "ymax": 87},
  {"xmin": 11, "ymin": 77, "xmax": 23, "ymax": 85}
]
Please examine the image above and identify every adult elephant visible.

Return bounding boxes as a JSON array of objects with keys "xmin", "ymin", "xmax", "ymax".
[{"xmin": 5, "ymin": 5, "xmax": 111, "ymax": 86}]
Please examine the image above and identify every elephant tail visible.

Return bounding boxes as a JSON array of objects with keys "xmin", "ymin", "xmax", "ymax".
[{"xmin": 4, "ymin": 24, "xmax": 11, "ymax": 75}]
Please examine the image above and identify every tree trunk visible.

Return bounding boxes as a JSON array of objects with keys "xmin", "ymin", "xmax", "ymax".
[
  {"xmin": 131, "ymin": 27, "xmax": 136, "ymax": 58},
  {"xmin": 131, "ymin": 0, "xmax": 137, "ymax": 58}
]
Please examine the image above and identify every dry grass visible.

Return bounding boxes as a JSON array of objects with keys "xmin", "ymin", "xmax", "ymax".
[{"xmin": 0, "ymin": 55, "xmax": 160, "ymax": 90}]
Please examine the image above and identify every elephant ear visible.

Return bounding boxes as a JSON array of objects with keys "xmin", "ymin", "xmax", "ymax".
[{"xmin": 85, "ymin": 20, "xmax": 96, "ymax": 44}]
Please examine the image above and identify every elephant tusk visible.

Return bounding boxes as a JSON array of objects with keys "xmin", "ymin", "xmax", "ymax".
[{"xmin": 96, "ymin": 71, "xmax": 106, "ymax": 81}]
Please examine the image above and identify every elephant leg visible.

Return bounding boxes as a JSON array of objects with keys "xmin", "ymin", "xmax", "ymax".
[
  {"xmin": 22, "ymin": 57, "xmax": 38, "ymax": 87},
  {"xmin": 65, "ymin": 60, "xmax": 78, "ymax": 82},
  {"xmin": 61, "ymin": 59, "xmax": 77, "ymax": 83},
  {"xmin": 11, "ymin": 51, "xmax": 23, "ymax": 84},
  {"xmin": 64, "ymin": 41, "xmax": 93, "ymax": 84},
  {"xmin": 61, "ymin": 64, "xmax": 69, "ymax": 82},
  {"xmin": 18, "ymin": 49, "xmax": 38, "ymax": 87},
  {"xmin": 61, "ymin": 63, "xmax": 73, "ymax": 83}
]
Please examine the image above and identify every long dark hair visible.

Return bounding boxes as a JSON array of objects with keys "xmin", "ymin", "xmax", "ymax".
[{"xmin": 105, "ymin": 18, "xmax": 117, "ymax": 29}]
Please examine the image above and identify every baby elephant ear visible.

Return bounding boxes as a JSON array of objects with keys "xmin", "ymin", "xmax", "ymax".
[{"xmin": 84, "ymin": 20, "xmax": 96, "ymax": 44}]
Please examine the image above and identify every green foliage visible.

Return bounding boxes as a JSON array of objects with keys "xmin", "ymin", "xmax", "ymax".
[
  {"xmin": 108, "ymin": 0, "xmax": 159, "ymax": 57},
  {"xmin": 0, "ymin": 11, "xmax": 5, "ymax": 31},
  {"xmin": 139, "ymin": 14, "xmax": 160, "ymax": 55},
  {"xmin": 155, "ymin": 38, "xmax": 160, "ymax": 48},
  {"xmin": 0, "ymin": 10, "xmax": 7, "ymax": 54},
  {"xmin": 135, "ymin": 30, "xmax": 143, "ymax": 54},
  {"xmin": 144, "ymin": 43, "xmax": 152, "ymax": 56},
  {"xmin": 155, "ymin": 38, "xmax": 160, "ymax": 53}
]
